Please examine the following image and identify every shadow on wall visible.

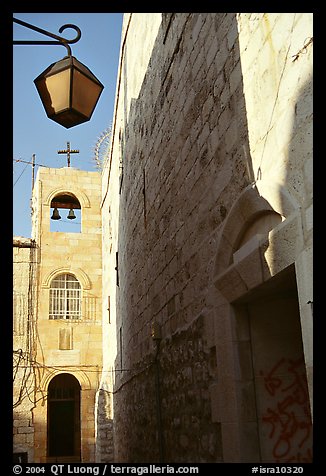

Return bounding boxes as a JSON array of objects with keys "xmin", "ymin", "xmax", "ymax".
[
  {"xmin": 113, "ymin": 13, "xmax": 258, "ymax": 463},
  {"xmin": 258, "ymin": 68, "xmax": 313, "ymax": 464},
  {"xmin": 271, "ymin": 65, "xmax": 313, "ymax": 461},
  {"xmin": 216, "ymin": 47, "xmax": 312, "ymax": 463},
  {"xmin": 13, "ymin": 410, "xmax": 35, "ymax": 463},
  {"xmin": 112, "ymin": 12, "xmax": 313, "ymax": 464}
]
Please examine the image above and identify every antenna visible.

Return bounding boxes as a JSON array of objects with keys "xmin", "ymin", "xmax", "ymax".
[{"xmin": 93, "ymin": 126, "xmax": 112, "ymax": 171}]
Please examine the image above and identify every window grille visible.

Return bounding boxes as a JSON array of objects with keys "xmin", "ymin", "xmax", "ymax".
[{"xmin": 49, "ymin": 274, "xmax": 81, "ymax": 320}]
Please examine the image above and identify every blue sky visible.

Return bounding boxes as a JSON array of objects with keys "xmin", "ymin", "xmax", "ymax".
[{"xmin": 13, "ymin": 13, "xmax": 124, "ymax": 237}]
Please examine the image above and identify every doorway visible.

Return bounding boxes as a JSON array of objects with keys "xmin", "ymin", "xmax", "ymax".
[
  {"xmin": 234, "ymin": 265, "xmax": 312, "ymax": 462},
  {"xmin": 47, "ymin": 373, "xmax": 81, "ymax": 461}
]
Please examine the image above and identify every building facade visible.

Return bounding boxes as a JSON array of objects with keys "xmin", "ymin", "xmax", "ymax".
[
  {"xmin": 14, "ymin": 166, "xmax": 103, "ymax": 463},
  {"xmin": 13, "ymin": 237, "xmax": 38, "ymax": 463},
  {"xmin": 101, "ymin": 13, "xmax": 313, "ymax": 463}
]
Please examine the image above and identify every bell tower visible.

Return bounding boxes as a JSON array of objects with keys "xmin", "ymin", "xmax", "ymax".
[{"xmin": 30, "ymin": 163, "xmax": 102, "ymax": 463}]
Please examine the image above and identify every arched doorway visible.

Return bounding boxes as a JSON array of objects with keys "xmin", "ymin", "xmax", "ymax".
[
  {"xmin": 213, "ymin": 182, "xmax": 313, "ymax": 462},
  {"xmin": 47, "ymin": 373, "xmax": 81, "ymax": 461},
  {"xmin": 233, "ymin": 265, "xmax": 312, "ymax": 462}
]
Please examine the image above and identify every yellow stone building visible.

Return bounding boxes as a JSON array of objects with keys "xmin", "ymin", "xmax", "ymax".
[{"xmin": 14, "ymin": 166, "xmax": 103, "ymax": 463}]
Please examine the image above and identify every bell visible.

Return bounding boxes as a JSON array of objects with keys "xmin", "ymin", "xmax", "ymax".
[
  {"xmin": 67, "ymin": 208, "xmax": 76, "ymax": 220},
  {"xmin": 51, "ymin": 208, "xmax": 61, "ymax": 220}
]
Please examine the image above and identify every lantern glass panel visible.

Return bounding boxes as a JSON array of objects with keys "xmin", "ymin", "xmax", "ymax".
[
  {"xmin": 38, "ymin": 69, "xmax": 71, "ymax": 115},
  {"xmin": 72, "ymin": 69, "xmax": 103, "ymax": 118}
]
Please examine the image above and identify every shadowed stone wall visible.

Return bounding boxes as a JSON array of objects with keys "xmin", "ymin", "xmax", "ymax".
[{"xmin": 101, "ymin": 13, "xmax": 313, "ymax": 463}]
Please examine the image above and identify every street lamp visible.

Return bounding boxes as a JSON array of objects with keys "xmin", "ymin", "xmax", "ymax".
[{"xmin": 13, "ymin": 17, "xmax": 104, "ymax": 128}]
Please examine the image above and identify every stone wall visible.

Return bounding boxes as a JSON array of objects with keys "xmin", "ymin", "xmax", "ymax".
[
  {"xmin": 13, "ymin": 238, "xmax": 37, "ymax": 462},
  {"xmin": 159, "ymin": 316, "xmax": 222, "ymax": 463},
  {"xmin": 95, "ymin": 389, "xmax": 114, "ymax": 462},
  {"xmin": 106, "ymin": 12, "xmax": 248, "ymax": 463},
  {"xmin": 102, "ymin": 13, "xmax": 313, "ymax": 463}
]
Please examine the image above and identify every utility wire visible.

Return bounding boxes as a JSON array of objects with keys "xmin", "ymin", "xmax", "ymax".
[
  {"xmin": 13, "ymin": 158, "xmax": 46, "ymax": 167},
  {"xmin": 13, "ymin": 162, "xmax": 30, "ymax": 187},
  {"xmin": 14, "ymin": 157, "xmax": 98, "ymax": 173}
]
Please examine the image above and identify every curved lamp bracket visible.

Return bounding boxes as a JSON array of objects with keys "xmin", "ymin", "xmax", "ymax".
[{"xmin": 13, "ymin": 17, "xmax": 81, "ymax": 56}]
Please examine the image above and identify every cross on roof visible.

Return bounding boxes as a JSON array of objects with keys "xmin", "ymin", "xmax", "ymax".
[{"xmin": 57, "ymin": 141, "xmax": 79, "ymax": 167}]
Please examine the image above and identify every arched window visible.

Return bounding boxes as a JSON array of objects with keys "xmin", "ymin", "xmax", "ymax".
[{"xmin": 49, "ymin": 274, "xmax": 81, "ymax": 320}]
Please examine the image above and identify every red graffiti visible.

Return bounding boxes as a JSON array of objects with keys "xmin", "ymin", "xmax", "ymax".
[{"xmin": 260, "ymin": 358, "xmax": 312, "ymax": 463}]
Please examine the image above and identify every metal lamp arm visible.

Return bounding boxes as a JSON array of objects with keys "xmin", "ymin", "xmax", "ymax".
[{"xmin": 13, "ymin": 17, "xmax": 81, "ymax": 56}]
